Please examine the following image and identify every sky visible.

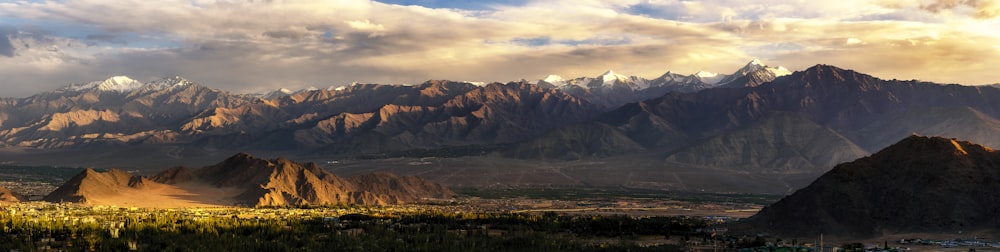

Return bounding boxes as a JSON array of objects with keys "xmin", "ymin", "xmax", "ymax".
[{"xmin": 1, "ymin": 0, "xmax": 999, "ymax": 97}]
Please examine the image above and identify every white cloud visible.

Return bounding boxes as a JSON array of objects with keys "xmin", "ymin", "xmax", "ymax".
[
  {"xmin": 0, "ymin": 0, "xmax": 998, "ymax": 97},
  {"xmin": 345, "ymin": 19, "xmax": 385, "ymax": 38}
]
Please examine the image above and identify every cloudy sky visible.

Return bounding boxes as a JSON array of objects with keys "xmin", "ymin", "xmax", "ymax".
[{"xmin": 1, "ymin": 0, "xmax": 999, "ymax": 97}]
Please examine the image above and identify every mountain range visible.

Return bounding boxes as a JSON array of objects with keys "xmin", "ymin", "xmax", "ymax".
[
  {"xmin": 44, "ymin": 153, "xmax": 453, "ymax": 207},
  {"xmin": 0, "ymin": 59, "xmax": 785, "ymax": 154},
  {"xmin": 3, "ymin": 59, "xmax": 1000, "ymax": 193},
  {"xmin": 742, "ymin": 135, "xmax": 1000, "ymax": 238}
]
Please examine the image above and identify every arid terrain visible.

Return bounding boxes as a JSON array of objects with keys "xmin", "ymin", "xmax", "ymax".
[{"xmin": 61, "ymin": 181, "xmax": 244, "ymax": 208}]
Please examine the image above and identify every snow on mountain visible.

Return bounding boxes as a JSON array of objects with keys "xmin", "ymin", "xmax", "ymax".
[
  {"xmin": 594, "ymin": 70, "xmax": 652, "ymax": 89},
  {"xmin": 98, "ymin": 76, "xmax": 144, "ymax": 92},
  {"xmin": 541, "ymin": 75, "xmax": 566, "ymax": 86},
  {"xmin": 733, "ymin": 59, "xmax": 790, "ymax": 78},
  {"xmin": 694, "ymin": 71, "xmax": 728, "ymax": 85},
  {"xmin": 768, "ymin": 66, "xmax": 792, "ymax": 77},
  {"xmin": 465, "ymin": 81, "xmax": 489, "ymax": 87},
  {"xmin": 260, "ymin": 88, "xmax": 295, "ymax": 99},
  {"xmin": 64, "ymin": 76, "xmax": 143, "ymax": 93},
  {"xmin": 651, "ymin": 72, "xmax": 700, "ymax": 85},
  {"xmin": 330, "ymin": 82, "xmax": 365, "ymax": 91},
  {"xmin": 61, "ymin": 76, "xmax": 192, "ymax": 93},
  {"xmin": 716, "ymin": 59, "xmax": 793, "ymax": 88},
  {"xmin": 535, "ymin": 59, "xmax": 790, "ymax": 92},
  {"xmin": 253, "ymin": 86, "xmax": 326, "ymax": 99},
  {"xmin": 599, "ymin": 70, "xmax": 626, "ymax": 87},
  {"xmin": 144, "ymin": 76, "xmax": 193, "ymax": 91}
]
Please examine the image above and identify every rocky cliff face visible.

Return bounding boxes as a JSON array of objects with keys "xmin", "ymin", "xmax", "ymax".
[
  {"xmin": 0, "ymin": 186, "xmax": 25, "ymax": 203},
  {"xmin": 160, "ymin": 153, "xmax": 455, "ymax": 207},
  {"xmin": 45, "ymin": 153, "xmax": 453, "ymax": 207},
  {"xmin": 743, "ymin": 135, "xmax": 1000, "ymax": 238}
]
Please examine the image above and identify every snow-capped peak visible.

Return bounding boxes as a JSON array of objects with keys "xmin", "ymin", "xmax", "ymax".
[
  {"xmin": 465, "ymin": 81, "xmax": 489, "ymax": 87},
  {"xmin": 694, "ymin": 71, "xmax": 727, "ymax": 84},
  {"xmin": 600, "ymin": 70, "xmax": 629, "ymax": 87},
  {"xmin": 739, "ymin": 59, "xmax": 792, "ymax": 77},
  {"xmin": 769, "ymin": 66, "xmax": 792, "ymax": 77},
  {"xmin": 712, "ymin": 58, "xmax": 793, "ymax": 87},
  {"xmin": 695, "ymin": 71, "xmax": 718, "ymax": 78},
  {"xmin": 538, "ymin": 74, "xmax": 567, "ymax": 86},
  {"xmin": 259, "ymin": 88, "xmax": 296, "ymax": 99},
  {"xmin": 145, "ymin": 76, "xmax": 193, "ymax": 90},
  {"xmin": 63, "ymin": 76, "xmax": 143, "ymax": 93},
  {"xmin": 96, "ymin": 76, "xmax": 143, "ymax": 92},
  {"xmin": 601, "ymin": 69, "xmax": 623, "ymax": 79},
  {"xmin": 61, "ymin": 76, "xmax": 196, "ymax": 93},
  {"xmin": 735, "ymin": 59, "xmax": 768, "ymax": 74},
  {"xmin": 543, "ymin": 74, "xmax": 565, "ymax": 83}
]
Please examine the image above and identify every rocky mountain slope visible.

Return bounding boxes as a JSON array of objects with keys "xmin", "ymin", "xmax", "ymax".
[
  {"xmin": 4, "ymin": 60, "xmax": 1000, "ymax": 187},
  {"xmin": 0, "ymin": 78, "xmax": 600, "ymax": 156},
  {"xmin": 44, "ymin": 168, "xmax": 150, "ymax": 203},
  {"xmin": 579, "ymin": 64, "xmax": 1000, "ymax": 173},
  {"xmin": 539, "ymin": 59, "xmax": 790, "ymax": 109},
  {"xmin": 743, "ymin": 135, "xmax": 1000, "ymax": 238},
  {"xmin": 663, "ymin": 112, "xmax": 868, "ymax": 174},
  {"xmin": 45, "ymin": 153, "xmax": 453, "ymax": 207},
  {"xmin": 0, "ymin": 185, "xmax": 25, "ymax": 203}
]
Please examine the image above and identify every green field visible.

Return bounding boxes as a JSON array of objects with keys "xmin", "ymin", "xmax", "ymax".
[{"xmin": 0, "ymin": 203, "xmax": 708, "ymax": 251}]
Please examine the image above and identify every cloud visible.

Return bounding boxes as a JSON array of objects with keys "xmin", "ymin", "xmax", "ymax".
[
  {"xmin": 345, "ymin": 19, "xmax": 385, "ymax": 38},
  {"xmin": 84, "ymin": 33, "xmax": 129, "ymax": 45},
  {"xmin": 0, "ymin": 0, "xmax": 998, "ymax": 97},
  {"xmin": 919, "ymin": 0, "xmax": 1000, "ymax": 19},
  {"xmin": 0, "ymin": 26, "xmax": 15, "ymax": 57}
]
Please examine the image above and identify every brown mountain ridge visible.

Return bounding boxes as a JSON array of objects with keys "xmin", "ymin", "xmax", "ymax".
[
  {"xmin": 45, "ymin": 153, "xmax": 454, "ymax": 207},
  {"xmin": 741, "ymin": 135, "xmax": 1000, "ymax": 238},
  {"xmin": 0, "ymin": 185, "xmax": 26, "ymax": 203},
  {"xmin": 9, "ymin": 63, "xmax": 1000, "ymax": 194}
]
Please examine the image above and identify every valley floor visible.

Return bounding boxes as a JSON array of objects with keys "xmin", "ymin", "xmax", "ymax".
[{"xmin": 0, "ymin": 147, "xmax": 822, "ymax": 195}]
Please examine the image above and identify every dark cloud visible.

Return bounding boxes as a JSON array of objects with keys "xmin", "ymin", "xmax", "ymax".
[
  {"xmin": 262, "ymin": 30, "xmax": 308, "ymax": 40},
  {"xmin": 85, "ymin": 34, "xmax": 127, "ymax": 45},
  {"xmin": 920, "ymin": 0, "xmax": 1000, "ymax": 19},
  {"xmin": 0, "ymin": 26, "xmax": 16, "ymax": 57}
]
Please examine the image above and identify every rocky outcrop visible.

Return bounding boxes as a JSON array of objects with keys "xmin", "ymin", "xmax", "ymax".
[
  {"xmin": 347, "ymin": 172, "xmax": 456, "ymax": 205},
  {"xmin": 44, "ymin": 153, "xmax": 453, "ymax": 207},
  {"xmin": 152, "ymin": 153, "xmax": 454, "ymax": 207},
  {"xmin": 0, "ymin": 186, "xmax": 26, "ymax": 203}
]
